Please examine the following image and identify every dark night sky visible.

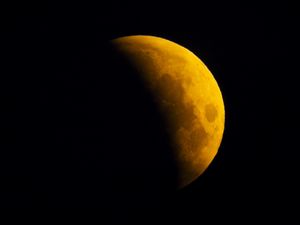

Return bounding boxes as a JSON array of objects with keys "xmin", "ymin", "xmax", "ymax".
[{"xmin": 1, "ymin": 0, "xmax": 299, "ymax": 223}]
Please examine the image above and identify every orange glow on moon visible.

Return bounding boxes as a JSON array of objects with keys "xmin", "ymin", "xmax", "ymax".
[{"xmin": 111, "ymin": 35, "xmax": 225, "ymax": 188}]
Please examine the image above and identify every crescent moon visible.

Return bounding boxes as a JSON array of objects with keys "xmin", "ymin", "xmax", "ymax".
[{"xmin": 111, "ymin": 35, "xmax": 225, "ymax": 188}]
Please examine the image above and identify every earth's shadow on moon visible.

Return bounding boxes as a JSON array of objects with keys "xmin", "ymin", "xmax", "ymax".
[{"xmin": 34, "ymin": 42, "xmax": 179, "ymax": 208}]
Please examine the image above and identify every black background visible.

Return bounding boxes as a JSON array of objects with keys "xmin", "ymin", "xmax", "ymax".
[{"xmin": 1, "ymin": 0, "xmax": 299, "ymax": 223}]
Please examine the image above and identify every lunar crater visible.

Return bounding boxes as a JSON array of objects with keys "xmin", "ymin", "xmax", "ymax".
[{"xmin": 205, "ymin": 104, "xmax": 218, "ymax": 122}]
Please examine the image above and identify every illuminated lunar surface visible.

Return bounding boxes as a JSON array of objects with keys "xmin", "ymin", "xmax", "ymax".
[{"xmin": 111, "ymin": 35, "xmax": 225, "ymax": 188}]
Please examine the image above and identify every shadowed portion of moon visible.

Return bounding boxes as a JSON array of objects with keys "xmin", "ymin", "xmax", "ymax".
[
  {"xmin": 21, "ymin": 41, "xmax": 179, "ymax": 208},
  {"xmin": 155, "ymin": 73, "xmax": 199, "ymax": 129},
  {"xmin": 152, "ymin": 72, "xmax": 210, "ymax": 185}
]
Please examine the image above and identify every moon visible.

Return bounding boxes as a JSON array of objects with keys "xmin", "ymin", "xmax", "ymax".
[{"xmin": 111, "ymin": 35, "xmax": 225, "ymax": 189}]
